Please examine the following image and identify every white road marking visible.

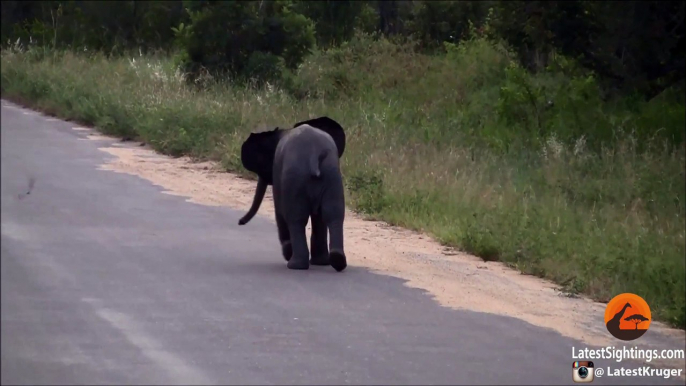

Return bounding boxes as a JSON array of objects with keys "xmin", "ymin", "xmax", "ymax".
[{"xmin": 83, "ymin": 298, "xmax": 212, "ymax": 385}]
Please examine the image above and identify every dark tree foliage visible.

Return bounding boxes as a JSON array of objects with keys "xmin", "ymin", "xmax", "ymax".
[
  {"xmin": 404, "ymin": 0, "xmax": 492, "ymax": 51},
  {"xmin": 2, "ymin": 0, "xmax": 683, "ymax": 100},
  {"xmin": 490, "ymin": 0, "xmax": 685, "ymax": 99},
  {"xmin": 178, "ymin": 0, "xmax": 315, "ymax": 83},
  {"xmin": 1, "ymin": 0, "xmax": 187, "ymax": 53},
  {"xmin": 293, "ymin": 0, "xmax": 366, "ymax": 48}
]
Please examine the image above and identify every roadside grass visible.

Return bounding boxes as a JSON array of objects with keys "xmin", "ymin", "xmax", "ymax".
[{"xmin": 1, "ymin": 37, "xmax": 684, "ymax": 329}]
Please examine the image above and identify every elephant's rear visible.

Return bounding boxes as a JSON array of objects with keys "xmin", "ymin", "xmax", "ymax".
[
  {"xmin": 275, "ymin": 125, "xmax": 344, "ymax": 217},
  {"xmin": 276, "ymin": 124, "xmax": 340, "ymax": 176},
  {"xmin": 272, "ymin": 123, "xmax": 348, "ymax": 271}
]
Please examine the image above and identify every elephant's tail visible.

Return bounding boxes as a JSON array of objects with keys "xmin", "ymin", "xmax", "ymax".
[
  {"xmin": 310, "ymin": 151, "xmax": 326, "ymax": 178},
  {"xmin": 238, "ymin": 177, "xmax": 268, "ymax": 225}
]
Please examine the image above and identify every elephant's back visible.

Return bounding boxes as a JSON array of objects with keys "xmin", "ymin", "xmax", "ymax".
[
  {"xmin": 286, "ymin": 124, "xmax": 337, "ymax": 151},
  {"xmin": 275, "ymin": 125, "xmax": 339, "ymax": 179}
]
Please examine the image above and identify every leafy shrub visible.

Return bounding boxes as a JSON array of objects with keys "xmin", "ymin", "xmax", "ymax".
[
  {"xmin": 176, "ymin": 0, "xmax": 316, "ymax": 86},
  {"xmin": 346, "ymin": 169, "xmax": 388, "ymax": 216}
]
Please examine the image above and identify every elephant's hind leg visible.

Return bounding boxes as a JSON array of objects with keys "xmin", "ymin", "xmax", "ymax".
[
  {"xmin": 286, "ymin": 217, "xmax": 310, "ymax": 270},
  {"xmin": 322, "ymin": 199, "xmax": 347, "ymax": 272},
  {"xmin": 328, "ymin": 243, "xmax": 347, "ymax": 272},
  {"xmin": 309, "ymin": 211, "xmax": 330, "ymax": 266},
  {"xmin": 275, "ymin": 211, "xmax": 292, "ymax": 261}
]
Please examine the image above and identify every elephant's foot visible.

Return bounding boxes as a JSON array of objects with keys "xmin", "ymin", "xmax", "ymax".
[
  {"xmin": 287, "ymin": 258, "xmax": 310, "ymax": 270},
  {"xmin": 281, "ymin": 241, "xmax": 292, "ymax": 261},
  {"xmin": 329, "ymin": 250, "xmax": 347, "ymax": 272},
  {"xmin": 310, "ymin": 255, "xmax": 331, "ymax": 266}
]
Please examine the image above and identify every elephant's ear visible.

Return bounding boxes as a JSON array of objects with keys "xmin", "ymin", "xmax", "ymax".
[
  {"xmin": 240, "ymin": 127, "xmax": 282, "ymax": 184},
  {"xmin": 294, "ymin": 116, "xmax": 346, "ymax": 158}
]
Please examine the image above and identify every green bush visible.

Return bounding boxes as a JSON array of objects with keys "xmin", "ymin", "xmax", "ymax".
[{"xmin": 176, "ymin": 0, "xmax": 316, "ymax": 86}]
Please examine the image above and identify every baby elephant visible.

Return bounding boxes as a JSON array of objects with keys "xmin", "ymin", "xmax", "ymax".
[{"xmin": 238, "ymin": 117, "xmax": 347, "ymax": 272}]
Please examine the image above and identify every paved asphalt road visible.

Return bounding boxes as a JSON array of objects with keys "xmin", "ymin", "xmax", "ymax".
[{"xmin": 1, "ymin": 99, "xmax": 682, "ymax": 385}]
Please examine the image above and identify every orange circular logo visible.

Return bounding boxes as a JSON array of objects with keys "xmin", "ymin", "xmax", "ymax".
[{"xmin": 604, "ymin": 293, "xmax": 651, "ymax": 341}]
